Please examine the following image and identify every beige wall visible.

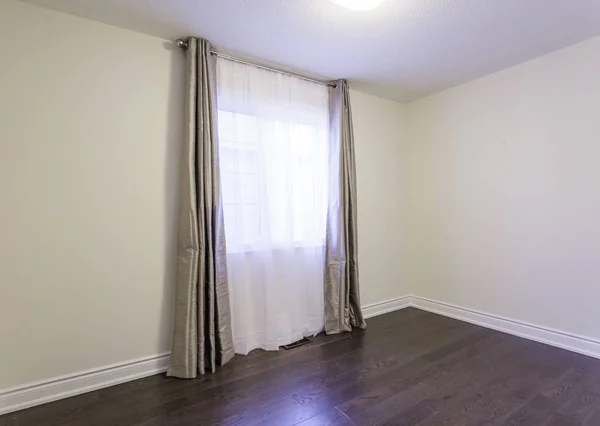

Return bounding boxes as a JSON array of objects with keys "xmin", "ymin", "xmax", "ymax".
[
  {"xmin": 0, "ymin": 0, "xmax": 184, "ymax": 389},
  {"xmin": 406, "ymin": 35, "xmax": 600, "ymax": 340},
  {"xmin": 0, "ymin": 1, "xmax": 408, "ymax": 389},
  {"xmin": 352, "ymin": 91, "xmax": 409, "ymax": 306}
]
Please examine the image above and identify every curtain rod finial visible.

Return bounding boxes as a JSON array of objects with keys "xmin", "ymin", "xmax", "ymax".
[{"xmin": 175, "ymin": 39, "xmax": 188, "ymax": 49}]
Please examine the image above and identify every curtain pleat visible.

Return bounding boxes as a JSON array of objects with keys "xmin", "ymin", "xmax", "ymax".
[
  {"xmin": 324, "ymin": 80, "xmax": 367, "ymax": 334},
  {"xmin": 167, "ymin": 37, "xmax": 235, "ymax": 379}
]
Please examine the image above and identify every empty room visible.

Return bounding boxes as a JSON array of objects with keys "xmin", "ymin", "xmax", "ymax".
[{"xmin": 2, "ymin": 0, "xmax": 600, "ymax": 424}]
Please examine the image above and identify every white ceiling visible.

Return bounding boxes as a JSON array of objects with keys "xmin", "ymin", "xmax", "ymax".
[{"xmin": 20, "ymin": 0, "xmax": 600, "ymax": 103}]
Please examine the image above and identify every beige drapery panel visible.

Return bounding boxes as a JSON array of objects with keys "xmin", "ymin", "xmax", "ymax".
[
  {"xmin": 167, "ymin": 37, "xmax": 235, "ymax": 379},
  {"xmin": 324, "ymin": 80, "xmax": 367, "ymax": 334}
]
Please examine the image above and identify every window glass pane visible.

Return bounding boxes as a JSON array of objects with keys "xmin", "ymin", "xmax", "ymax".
[
  {"xmin": 241, "ymin": 175, "xmax": 259, "ymax": 204},
  {"xmin": 217, "ymin": 59, "xmax": 329, "ymax": 252}
]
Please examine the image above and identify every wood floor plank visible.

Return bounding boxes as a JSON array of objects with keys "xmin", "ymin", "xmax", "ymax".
[
  {"xmin": 542, "ymin": 412, "xmax": 582, "ymax": 426},
  {"xmin": 338, "ymin": 382, "xmax": 435, "ymax": 425},
  {"xmin": 419, "ymin": 382, "xmax": 525, "ymax": 426},
  {"xmin": 381, "ymin": 402, "xmax": 437, "ymax": 426},
  {"xmin": 555, "ymin": 372, "xmax": 600, "ymax": 424},
  {"xmin": 2, "ymin": 308, "xmax": 600, "ymax": 426},
  {"xmin": 296, "ymin": 408, "xmax": 355, "ymax": 426},
  {"xmin": 199, "ymin": 317, "xmax": 476, "ymax": 424}
]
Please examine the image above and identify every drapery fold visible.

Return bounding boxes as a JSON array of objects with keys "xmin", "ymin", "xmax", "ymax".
[
  {"xmin": 324, "ymin": 80, "xmax": 367, "ymax": 334},
  {"xmin": 167, "ymin": 37, "xmax": 235, "ymax": 379}
]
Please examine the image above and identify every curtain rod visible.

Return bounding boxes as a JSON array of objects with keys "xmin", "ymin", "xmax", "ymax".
[{"xmin": 175, "ymin": 39, "xmax": 337, "ymax": 88}]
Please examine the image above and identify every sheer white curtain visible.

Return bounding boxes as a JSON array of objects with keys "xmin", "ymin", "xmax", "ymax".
[{"xmin": 216, "ymin": 58, "xmax": 329, "ymax": 355}]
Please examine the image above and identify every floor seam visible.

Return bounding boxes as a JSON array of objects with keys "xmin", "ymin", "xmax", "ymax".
[{"xmin": 335, "ymin": 406, "xmax": 357, "ymax": 425}]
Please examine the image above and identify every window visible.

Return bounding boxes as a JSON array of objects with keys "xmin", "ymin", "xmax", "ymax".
[
  {"xmin": 217, "ymin": 60, "xmax": 329, "ymax": 253},
  {"xmin": 216, "ymin": 58, "xmax": 329, "ymax": 354}
]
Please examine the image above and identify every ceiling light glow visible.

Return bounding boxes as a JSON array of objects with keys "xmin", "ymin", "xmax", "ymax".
[{"xmin": 331, "ymin": 0, "xmax": 388, "ymax": 11}]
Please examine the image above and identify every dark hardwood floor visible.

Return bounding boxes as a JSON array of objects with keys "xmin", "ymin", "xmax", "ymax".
[{"xmin": 3, "ymin": 308, "xmax": 600, "ymax": 426}]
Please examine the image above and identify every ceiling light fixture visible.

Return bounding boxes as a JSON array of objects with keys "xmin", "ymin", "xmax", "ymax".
[{"xmin": 331, "ymin": 0, "xmax": 388, "ymax": 11}]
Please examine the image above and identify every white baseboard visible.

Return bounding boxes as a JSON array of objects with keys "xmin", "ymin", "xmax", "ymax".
[
  {"xmin": 410, "ymin": 296, "xmax": 600, "ymax": 360},
  {"xmin": 361, "ymin": 294, "xmax": 600, "ymax": 361},
  {"xmin": 0, "ymin": 298, "xmax": 415, "ymax": 416},
  {"xmin": 0, "ymin": 353, "xmax": 170, "ymax": 416},
  {"xmin": 4, "ymin": 294, "xmax": 600, "ymax": 417},
  {"xmin": 362, "ymin": 296, "xmax": 411, "ymax": 319}
]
